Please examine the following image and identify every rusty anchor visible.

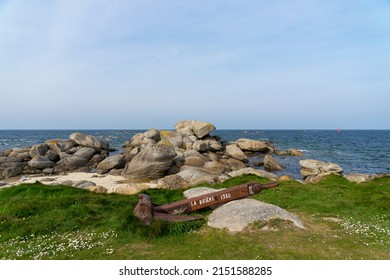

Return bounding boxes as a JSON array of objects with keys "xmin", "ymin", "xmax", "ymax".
[{"xmin": 134, "ymin": 181, "xmax": 279, "ymax": 224}]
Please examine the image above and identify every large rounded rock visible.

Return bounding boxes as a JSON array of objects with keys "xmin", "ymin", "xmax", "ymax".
[
  {"xmin": 97, "ymin": 155, "xmax": 126, "ymax": 174},
  {"xmin": 159, "ymin": 131, "xmax": 184, "ymax": 148},
  {"xmin": 264, "ymin": 155, "xmax": 284, "ymax": 171},
  {"xmin": 9, "ymin": 148, "xmax": 31, "ymax": 161},
  {"xmin": 190, "ymin": 121, "xmax": 216, "ymax": 139},
  {"xmin": 28, "ymin": 156, "xmax": 55, "ymax": 170},
  {"xmin": 69, "ymin": 133, "xmax": 108, "ymax": 151},
  {"xmin": 175, "ymin": 120, "xmax": 216, "ymax": 139},
  {"xmin": 175, "ymin": 120, "xmax": 197, "ymax": 130},
  {"xmin": 177, "ymin": 166, "xmax": 214, "ymax": 182},
  {"xmin": 73, "ymin": 147, "xmax": 97, "ymax": 161},
  {"xmin": 203, "ymin": 161, "xmax": 228, "ymax": 175},
  {"xmin": 29, "ymin": 144, "xmax": 49, "ymax": 158},
  {"xmin": 300, "ymin": 159, "xmax": 343, "ymax": 179},
  {"xmin": 183, "ymin": 156, "xmax": 206, "ymax": 167},
  {"xmin": 122, "ymin": 144, "xmax": 176, "ymax": 179},
  {"xmin": 56, "ymin": 155, "xmax": 90, "ymax": 171},
  {"xmin": 1, "ymin": 162, "xmax": 25, "ymax": 178},
  {"xmin": 208, "ymin": 198, "xmax": 304, "ymax": 232},
  {"xmin": 236, "ymin": 138, "xmax": 275, "ymax": 153},
  {"xmin": 225, "ymin": 144, "xmax": 247, "ymax": 161},
  {"xmin": 157, "ymin": 174, "xmax": 187, "ymax": 190}
]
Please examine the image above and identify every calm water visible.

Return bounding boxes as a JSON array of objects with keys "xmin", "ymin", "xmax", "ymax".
[{"xmin": 1, "ymin": 130, "xmax": 389, "ymax": 178}]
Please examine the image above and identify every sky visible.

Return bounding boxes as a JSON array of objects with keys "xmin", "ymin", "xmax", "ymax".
[{"xmin": 0, "ymin": 0, "xmax": 389, "ymax": 129}]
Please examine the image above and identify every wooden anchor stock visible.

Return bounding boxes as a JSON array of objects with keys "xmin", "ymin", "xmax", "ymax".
[{"xmin": 134, "ymin": 181, "xmax": 279, "ymax": 224}]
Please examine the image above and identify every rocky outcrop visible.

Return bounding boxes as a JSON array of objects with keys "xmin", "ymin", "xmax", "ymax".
[
  {"xmin": 119, "ymin": 120, "xmax": 253, "ymax": 184},
  {"xmin": 0, "ymin": 133, "xmax": 109, "ymax": 179},
  {"xmin": 207, "ymin": 198, "xmax": 304, "ymax": 232},
  {"xmin": 1, "ymin": 120, "xmax": 320, "ymax": 189},
  {"xmin": 300, "ymin": 159, "xmax": 343, "ymax": 182}
]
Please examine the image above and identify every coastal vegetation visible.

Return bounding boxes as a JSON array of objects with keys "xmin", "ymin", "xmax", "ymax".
[{"xmin": 0, "ymin": 174, "xmax": 389, "ymax": 260}]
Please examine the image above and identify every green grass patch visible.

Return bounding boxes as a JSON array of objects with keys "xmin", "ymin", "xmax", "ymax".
[{"xmin": 0, "ymin": 175, "xmax": 389, "ymax": 259}]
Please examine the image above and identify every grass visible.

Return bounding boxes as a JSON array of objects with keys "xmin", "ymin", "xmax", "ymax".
[{"xmin": 0, "ymin": 174, "xmax": 389, "ymax": 259}]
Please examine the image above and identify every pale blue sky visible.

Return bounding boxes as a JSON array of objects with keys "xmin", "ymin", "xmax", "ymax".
[{"xmin": 0, "ymin": 0, "xmax": 389, "ymax": 129}]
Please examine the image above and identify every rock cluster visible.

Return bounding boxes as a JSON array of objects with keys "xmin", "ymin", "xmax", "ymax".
[
  {"xmin": 93, "ymin": 120, "xmax": 284, "ymax": 188},
  {"xmin": 0, "ymin": 133, "xmax": 109, "ymax": 179},
  {"xmin": 299, "ymin": 159, "xmax": 343, "ymax": 183},
  {"xmin": 0, "ymin": 120, "xmax": 311, "ymax": 187}
]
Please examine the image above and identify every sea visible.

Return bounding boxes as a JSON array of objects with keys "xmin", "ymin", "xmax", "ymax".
[{"xmin": 1, "ymin": 129, "xmax": 389, "ymax": 179}]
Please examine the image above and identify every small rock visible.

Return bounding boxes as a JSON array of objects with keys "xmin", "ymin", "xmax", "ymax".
[
  {"xmin": 183, "ymin": 156, "xmax": 206, "ymax": 167},
  {"xmin": 275, "ymin": 150, "xmax": 289, "ymax": 156},
  {"xmin": 76, "ymin": 181, "xmax": 96, "ymax": 189},
  {"xmin": 0, "ymin": 181, "xmax": 7, "ymax": 187},
  {"xmin": 220, "ymin": 158, "xmax": 247, "ymax": 171},
  {"xmin": 157, "ymin": 174, "xmax": 188, "ymax": 190},
  {"xmin": 228, "ymin": 167, "xmax": 278, "ymax": 180},
  {"xmin": 287, "ymin": 149, "xmax": 305, "ymax": 156},
  {"xmin": 253, "ymin": 160, "xmax": 263, "ymax": 167},
  {"xmin": 203, "ymin": 161, "xmax": 228, "ymax": 175},
  {"xmin": 40, "ymin": 178, "xmax": 57, "ymax": 182},
  {"xmin": 264, "ymin": 155, "xmax": 284, "ymax": 171},
  {"xmin": 85, "ymin": 185, "xmax": 108, "ymax": 193},
  {"xmin": 343, "ymin": 173, "xmax": 372, "ymax": 183},
  {"xmin": 278, "ymin": 175, "xmax": 294, "ymax": 181},
  {"xmin": 61, "ymin": 180, "xmax": 75, "ymax": 187}
]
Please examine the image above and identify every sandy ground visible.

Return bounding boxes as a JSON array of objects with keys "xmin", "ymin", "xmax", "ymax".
[{"xmin": 3, "ymin": 172, "xmax": 158, "ymax": 194}]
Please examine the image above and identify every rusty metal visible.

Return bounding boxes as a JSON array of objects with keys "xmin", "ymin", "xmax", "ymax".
[{"xmin": 134, "ymin": 181, "xmax": 279, "ymax": 224}]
